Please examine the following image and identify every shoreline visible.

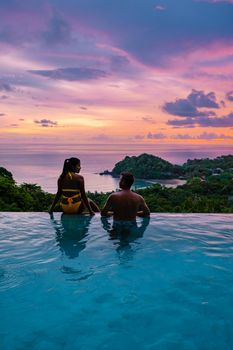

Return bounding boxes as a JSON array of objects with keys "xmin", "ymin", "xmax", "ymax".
[{"xmin": 98, "ymin": 172, "xmax": 187, "ymax": 189}]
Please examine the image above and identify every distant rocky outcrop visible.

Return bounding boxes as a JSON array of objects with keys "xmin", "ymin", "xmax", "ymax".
[{"xmin": 99, "ymin": 170, "xmax": 113, "ymax": 176}]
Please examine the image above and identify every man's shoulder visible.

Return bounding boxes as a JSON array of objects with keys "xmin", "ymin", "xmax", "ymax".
[
  {"xmin": 108, "ymin": 192, "xmax": 118, "ymax": 199},
  {"xmin": 118, "ymin": 190, "xmax": 144, "ymax": 202},
  {"xmin": 132, "ymin": 191, "xmax": 144, "ymax": 200}
]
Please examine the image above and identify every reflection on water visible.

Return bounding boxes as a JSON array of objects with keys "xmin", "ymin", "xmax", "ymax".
[
  {"xmin": 52, "ymin": 214, "xmax": 151, "ymax": 267},
  {"xmin": 52, "ymin": 214, "xmax": 93, "ymax": 259},
  {"xmin": 101, "ymin": 217, "xmax": 150, "ymax": 264},
  {"xmin": 101, "ymin": 216, "xmax": 150, "ymax": 238}
]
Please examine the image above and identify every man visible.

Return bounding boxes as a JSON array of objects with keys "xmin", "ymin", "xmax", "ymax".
[{"xmin": 101, "ymin": 172, "xmax": 150, "ymax": 221}]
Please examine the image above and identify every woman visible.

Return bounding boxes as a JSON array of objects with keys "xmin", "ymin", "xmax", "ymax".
[{"xmin": 49, "ymin": 157, "xmax": 99, "ymax": 216}]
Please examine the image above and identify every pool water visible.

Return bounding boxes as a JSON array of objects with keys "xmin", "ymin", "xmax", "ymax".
[{"xmin": 0, "ymin": 213, "xmax": 233, "ymax": 350}]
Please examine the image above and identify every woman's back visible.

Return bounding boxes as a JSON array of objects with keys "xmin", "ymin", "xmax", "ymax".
[{"xmin": 59, "ymin": 172, "xmax": 83, "ymax": 195}]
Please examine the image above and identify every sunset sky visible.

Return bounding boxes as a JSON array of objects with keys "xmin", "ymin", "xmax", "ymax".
[{"xmin": 1, "ymin": 0, "xmax": 233, "ymax": 145}]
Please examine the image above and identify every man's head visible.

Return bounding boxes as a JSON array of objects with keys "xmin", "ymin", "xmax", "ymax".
[{"xmin": 119, "ymin": 172, "xmax": 135, "ymax": 190}]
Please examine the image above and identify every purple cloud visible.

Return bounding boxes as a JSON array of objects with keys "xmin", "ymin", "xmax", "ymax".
[
  {"xmin": 198, "ymin": 112, "xmax": 233, "ymax": 127},
  {"xmin": 174, "ymin": 132, "xmax": 233, "ymax": 139},
  {"xmin": 167, "ymin": 118, "xmax": 196, "ymax": 127},
  {"xmin": 147, "ymin": 132, "xmax": 167, "ymax": 139},
  {"xmin": 0, "ymin": 82, "xmax": 14, "ymax": 92},
  {"xmin": 28, "ymin": 67, "xmax": 109, "ymax": 81},
  {"xmin": 196, "ymin": 132, "xmax": 233, "ymax": 139},
  {"xmin": 92, "ymin": 134, "xmax": 111, "ymax": 141},
  {"xmin": 168, "ymin": 112, "xmax": 233, "ymax": 128},
  {"xmin": 173, "ymin": 134, "xmax": 194, "ymax": 139},
  {"xmin": 142, "ymin": 116, "xmax": 156, "ymax": 124},
  {"xmin": 184, "ymin": 71, "xmax": 233, "ymax": 82},
  {"xmin": 163, "ymin": 100, "xmax": 216, "ymax": 118},
  {"xmin": 0, "ymin": 113, "xmax": 5, "ymax": 116},
  {"xmin": 34, "ymin": 119, "xmax": 58, "ymax": 127},
  {"xmin": 135, "ymin": 134, "xmax": 145, "ymax": 140},
  {"xmin": 226, "ymin": 91, "xmax": 233, "ymax": 101},
  {"xmin": 163, "ymin": 89, "xmax": 219, "ymax": 118},
  {"xmin": 187, "ymin": 90, "xmax": 219, "ymax": 108}
]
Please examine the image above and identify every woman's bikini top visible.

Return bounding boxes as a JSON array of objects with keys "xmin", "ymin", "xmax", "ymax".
[{"xmin": 61, "ymin": 172, "xmax": 82, "ymax": 204}]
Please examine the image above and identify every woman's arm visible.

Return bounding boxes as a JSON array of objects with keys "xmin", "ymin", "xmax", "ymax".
[
  {"xmin": 101, "ymin": 195, "xmax": 114, "ymax": 217},
  {"xmin": 79, "ymin": 177, "xmax": 95, "ymax": 215},
  {"xmin": 48, "ymin": 178, "xmax": 62, "ymax": 216}
]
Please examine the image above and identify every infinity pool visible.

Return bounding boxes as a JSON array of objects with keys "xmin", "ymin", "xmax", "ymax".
[{"xmin": 1, "ymin": 213, "xmax": 233, "ymax": 350}]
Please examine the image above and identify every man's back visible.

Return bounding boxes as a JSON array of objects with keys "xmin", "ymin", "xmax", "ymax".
[{"xmin": 101, "ymin": 189, "xmax": 150, "ymax": 220}]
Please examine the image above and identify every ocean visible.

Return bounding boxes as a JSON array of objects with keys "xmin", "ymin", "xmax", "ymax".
[{"xmin": 0, "ymin": 143, "xmax": 232, "ymax": 193}]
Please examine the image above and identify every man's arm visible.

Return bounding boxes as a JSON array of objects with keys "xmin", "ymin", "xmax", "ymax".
[
  {"xmin": 137, "ymin": 197, "xmax": 150, "ymax": 217},
  {"xmin": 101, "ymin": 195, "xmax": 114, "ymax": 217}
]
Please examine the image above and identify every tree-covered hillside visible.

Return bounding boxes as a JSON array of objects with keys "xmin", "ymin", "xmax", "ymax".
[
  {"xmin": 111, "ymin": 153, "xmax": 184, "ymax": 179},
  {"xmin": 0, "ymin": 167, "xmax": 53, "ymax": 211},
  {"xmin": 182, "ymin": 155, "xmax": 233, "ymax": 177}
]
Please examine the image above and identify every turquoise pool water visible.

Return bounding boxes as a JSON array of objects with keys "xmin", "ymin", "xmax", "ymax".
[{"xmin": 0, "ymin": 213, "xmax": 233, "ymax": 350}]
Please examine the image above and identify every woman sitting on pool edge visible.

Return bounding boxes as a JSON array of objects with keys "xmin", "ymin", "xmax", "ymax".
[{"xmin": 49, "ymin": 157, "xmax": 99, "ymax": 216}]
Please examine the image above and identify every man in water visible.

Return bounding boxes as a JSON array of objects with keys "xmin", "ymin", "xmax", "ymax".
[{"xmin": 101, "ymin": 172, "xmax": 150, "ymax": 220}]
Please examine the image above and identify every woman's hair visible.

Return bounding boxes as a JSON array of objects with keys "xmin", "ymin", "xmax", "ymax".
[{"xmin": 60, "ymin": 157, "xmax": 80, "ymax": 180}]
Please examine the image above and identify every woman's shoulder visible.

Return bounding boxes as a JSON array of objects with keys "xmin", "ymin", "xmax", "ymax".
[{"xmin": 73, "ymin": 173, "xmax": 84, "ymax": 182}]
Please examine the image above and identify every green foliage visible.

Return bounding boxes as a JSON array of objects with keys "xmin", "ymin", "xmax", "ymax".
[
  {"xmin": 19, "ymin": 183, "xmax": 53, "ymax": 211},
  {"xmin": 183, "ymin": 155, "xmax": 233, "ymax": 177},
  {"xmin": 0, "ymin": 167, "xmax": 53, "ymax": 211},
  {"xmin": 0, "ymin": 167, "xmax": 14, "ymax": 180},
  {"xmin": 86, "ymin": 191, "xmax": 111, "ymax": 208},
  {"xmin": 137, "ymin": 174, "xmax": 233, "ymax": 213}
]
